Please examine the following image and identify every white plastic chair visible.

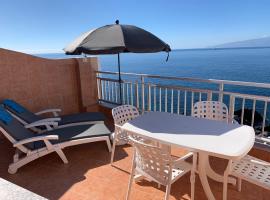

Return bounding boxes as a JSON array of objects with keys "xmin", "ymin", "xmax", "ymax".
[
  {"xmin": 111, "ymin": 105, "xmax": 139, "ymax": 164},
  {"xmin": 193, "ymin": 101, "xmax": 270, "ymax": 195},
  {"xmin": 192, "ymin": 101, "xmax": 229, "ymax": 122},
  {"xmin": 231, "ymin": 137, "xmax": 270, "ymax": 192},
  {"xmin": 126, "ymin": 133, "xmax": 197, "ymax": 200}
]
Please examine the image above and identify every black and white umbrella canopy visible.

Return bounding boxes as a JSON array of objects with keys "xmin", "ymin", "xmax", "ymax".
[
  {"xmin": 64, "ymin": 20, "xmax": 170, "ymax": 104},
  {"xmin": 64, "ymin": 21, "xmax": 171, "ymax": 55}
]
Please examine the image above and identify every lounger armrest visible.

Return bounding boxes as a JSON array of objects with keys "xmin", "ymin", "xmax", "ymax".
[
  {"xmin": 33, "ymin": 117, "xmax": 61, "ymax": 123},
  {"xmin": 35, "ymin": 109, "xmax": 62, "ymax": 117},
  {"xmin": 25, "ymin": 121, "xmax": 58, "ymax": 131},
  {"xmin": 13, "ymin": 135, "xmax": 59, "ymax": 148}
]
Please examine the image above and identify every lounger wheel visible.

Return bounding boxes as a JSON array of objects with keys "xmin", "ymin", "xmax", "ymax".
[{"xmin": 8, "ymin": 167, "xmax": 17, "ymax": 174}]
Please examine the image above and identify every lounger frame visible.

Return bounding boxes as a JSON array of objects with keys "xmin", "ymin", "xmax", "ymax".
[{"xmin": 0, "ymin": 127, "xmax": 112, "ymax": 174}]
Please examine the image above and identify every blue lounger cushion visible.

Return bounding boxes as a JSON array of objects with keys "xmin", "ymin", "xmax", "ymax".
[
  {"xmin": 59, "ymin": 112, "xmax": 106, "ymax": 126},
  {"xmin": 33, "ymin": 124, "xmax": 111, "ymax": 149},
  {"xmin": 0, "ymin": 108, "xmax": 12, "ymax": 125},
  {"xmin": 2, "ymin": 99, "xmax": 106, "ymax": 126},
  {"xmin": 3, "ymin": 99, "xmax": 26, "ymax": 114}
]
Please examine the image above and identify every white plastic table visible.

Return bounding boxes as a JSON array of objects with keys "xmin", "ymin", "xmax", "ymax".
[{"xmin": 122, "ymin": 111, "xmax": 255, "ymax": 200}]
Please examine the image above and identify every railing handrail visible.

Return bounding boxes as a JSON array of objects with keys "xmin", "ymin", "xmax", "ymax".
[
  {"xmin": 97, "ymin": 76, "xmax": 270, "ymax": 102},
  {"xmin": 96, "ymin": 70, "xmax": 270, "ymax": 89}
]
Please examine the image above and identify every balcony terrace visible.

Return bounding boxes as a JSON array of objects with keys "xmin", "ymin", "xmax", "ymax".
[{"xmin": 0, "ymin": 48, "xmax": 270, "ymax": 199}]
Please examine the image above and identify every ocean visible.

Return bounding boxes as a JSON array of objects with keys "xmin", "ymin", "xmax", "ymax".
[
  {"xmin": 37, "ymin": 48, "xmax": 270, "ymax": 83},
  {"xmin": 37, "ymin": 48, "xmax": 270, "ymax": 97}
]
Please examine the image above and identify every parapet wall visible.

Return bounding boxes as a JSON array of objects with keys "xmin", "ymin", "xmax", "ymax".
[{"xmin": 0, "ymin": 48, "xmax": 99, "ymax": 114}]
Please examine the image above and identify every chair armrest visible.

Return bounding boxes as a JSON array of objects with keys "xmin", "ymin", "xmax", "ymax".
[
  {"xmin": 35, "ymin": 108, "xmax": 62, "ymax": 117},
  {"xmin": 25, "ymin": 121, "xmax": 58, "ymax": 131},
  {"xmin": 232, "ymin": 119, "xmax": 239, "ymax": 124},
  {"xmin": 250, "ymin": 159, "xmax": 270, "ymax": 167},
  {"xmin": 173, "ymin": 152, "xmax": 194, "ymax": 166},
  {"xmin": 256, "ymin": 136, "xmax": 270, "ymax": 144},
  {"xmin": 13, "ymin": 135, "xmax": 59, "ymax": 148},
  {"xmin": 114, "ymin": 124, "xmax": 123, "ymax": 132},
  {"xmin": 228, "ymin": 117, "xmax": 239, "ymax": 124}
]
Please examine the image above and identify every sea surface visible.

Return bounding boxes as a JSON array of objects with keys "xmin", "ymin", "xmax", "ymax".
[
  {"xmin": 37, "ymin": 48, "xmax": 270, "ymax": 83},
  {"xmin": 36, "ymin": 48, "xmax": 270, "ymax": 126},
  {"xmin": 37, "ymin": 48, "xmax": 270, "ymax": 96}
]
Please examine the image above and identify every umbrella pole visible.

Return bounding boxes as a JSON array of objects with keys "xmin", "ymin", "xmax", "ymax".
[{"xmin": 117, "ymin": 53, "xmax": 123, "ymax": 104}]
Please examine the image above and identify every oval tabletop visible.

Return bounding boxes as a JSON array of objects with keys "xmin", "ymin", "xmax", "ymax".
[{"xmin": 122, "ymin": 111, "xmax": 255, "ymax": 159}]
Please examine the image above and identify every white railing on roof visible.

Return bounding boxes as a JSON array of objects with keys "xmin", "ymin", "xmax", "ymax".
[{"xmin": 96, "ymin": 70, "xmax": 270, "ymax": 145}]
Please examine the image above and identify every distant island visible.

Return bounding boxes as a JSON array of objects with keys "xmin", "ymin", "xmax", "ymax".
[{"xmin": 210, "ymin": 36, "xmax": 270, "ymax": 49}]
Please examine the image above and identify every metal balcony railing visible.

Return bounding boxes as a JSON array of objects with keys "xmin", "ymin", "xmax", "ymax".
[{"xmin": 96, "ymin": 70, "xmax": 270, "ymax": 146}]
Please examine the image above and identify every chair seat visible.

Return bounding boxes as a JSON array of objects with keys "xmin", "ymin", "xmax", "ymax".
[{"xmin": 231, "ymin": 155, "xmax": 270, "ymax": 190}]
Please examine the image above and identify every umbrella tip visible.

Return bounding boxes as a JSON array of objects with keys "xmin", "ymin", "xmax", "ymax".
[{"xmin": 115, "ymin": 20, "xmax": 119, "ymax": 24}]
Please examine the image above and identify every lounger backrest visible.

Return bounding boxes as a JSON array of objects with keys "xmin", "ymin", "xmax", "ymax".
[
  {"xmin": 2, "ymin": 99, "xmax": 42, "ymax": 123},
  {"xmin": 0, "ymin": 107, "xmax": 35, "ymax": 149}
]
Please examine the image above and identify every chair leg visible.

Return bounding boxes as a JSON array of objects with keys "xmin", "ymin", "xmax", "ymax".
[
  {"xmin": 110, "ymin": 137, "xmax": 117, "ymax": 165},
  {"xmin": 105, "ymin": 137, "xmax": 112, "ymax": 152},
  {"xmin": 237, "ymin": 178, "xmax": 242, "ymax": 192},
  {"xmin": 190, "ymin": 152, "xmax": 197, "ymax": 200},
  {"xmin": 8, "ymin": 149, "xmax": 57, "ymax": 174},
  {"xmin": 165, "ymin": 183, "xmax": 172, "ymax": 200},
  {"xmin": 13, "ymin": 149, "xmax": 21, "ymax": 163},
  {"xmin": 126, "ymin": 152, "xmax": 136, "ymax": 200},
  {"xmin": 55, "ymin": 148, "xmax": 68, "ymax": 164}
]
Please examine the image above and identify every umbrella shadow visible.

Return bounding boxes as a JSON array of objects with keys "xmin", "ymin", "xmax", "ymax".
[{"xmin": 128, "ymin": 112, "xmax": 242, "ymax": 136}]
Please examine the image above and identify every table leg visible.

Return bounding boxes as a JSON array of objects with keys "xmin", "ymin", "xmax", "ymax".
[
  {"xmin": 222, "ymin": 160, "xmax": 232, "ymax": 200},
  {"xmin": 205, "ymin": 156, "xmax": 236, "ymax": 185},
  {"xmin": 198, "ymin": 152, "xmax": 216, "ymax": 200}
]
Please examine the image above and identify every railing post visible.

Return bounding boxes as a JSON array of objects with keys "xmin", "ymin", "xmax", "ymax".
[
  {"xmin": 97, "ymin": 78, "xmax": 101, "ymax": 102},
  {"xmin": 191, "ymin": 91, "xmax": 194, "ymax": 115},
  {"xmin": 229, "ymin": 95, "xmax": 235, "ymax": 122},
  {"xmin": 130, "ymin": 83, "xmax": 134, "ymax": 106},
  {"xmin": 148, "ymin": 84, "xmax": 151, "ymax": 111},
  {"xmin": 141, "ymin": 76, "xmax": 145, "ymax": 112},
  {"xmin": 154, "ymin": 86, "xmax": 156, "ymax": 111},
  {"xmin": 218, "ymin": 83, "xmax": 224, "ymax": 102},
  {"xmin": 262, "ymin": 101, "xmax": 268, "ymax": 136},
  {"xmin": 207, "ymin": 91, "xmax": 212, "ymax": 101},
  {"xmin": 136, "ymin": 82, "xmax": 139, "ymax": 108}
]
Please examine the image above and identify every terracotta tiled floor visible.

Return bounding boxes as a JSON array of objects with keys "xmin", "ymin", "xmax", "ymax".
[{"xmin": 0, "ymin": 124, "xmax": 270, "ymax": 200}]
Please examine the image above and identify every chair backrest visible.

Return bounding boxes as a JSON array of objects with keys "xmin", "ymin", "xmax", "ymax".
[
  {"xmin": 112, "ymin": 105, "xmax": 139, "ymax": 126},
  {"xmin": 0, "ymin": 107, "xmax": 35, "ymax": 151},
  {"xmin": 129, "ymin": 133, "xmax": 172, "ymax": 186},
  {"xmin": 192, "ymin": 101, "xmax": 229, "ymax": 122}
]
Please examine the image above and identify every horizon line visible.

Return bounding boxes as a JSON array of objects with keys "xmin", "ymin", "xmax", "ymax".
[{"xmin": 31, "ymin": 46, "xmax": 270, "ymax": 55}]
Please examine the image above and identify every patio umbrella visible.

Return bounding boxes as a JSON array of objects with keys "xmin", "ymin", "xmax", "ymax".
[{"xmin": 64, "ymin": 20, "xmax": 171, "ymax": 104}]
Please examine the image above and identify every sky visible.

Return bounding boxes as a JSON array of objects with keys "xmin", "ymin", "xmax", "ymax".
[{"xmin": 0, "ymin": 0, "xmax": 270, "ymax": 53}]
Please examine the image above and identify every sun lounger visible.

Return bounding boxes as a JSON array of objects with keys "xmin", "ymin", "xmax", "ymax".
[
  {"xmin": 2, "ymin": 99, "xmax": 106, "ymax": 131},
  {"xmin": 0, "ymin": 107, "xmax": 112, "ymax": 174}
]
